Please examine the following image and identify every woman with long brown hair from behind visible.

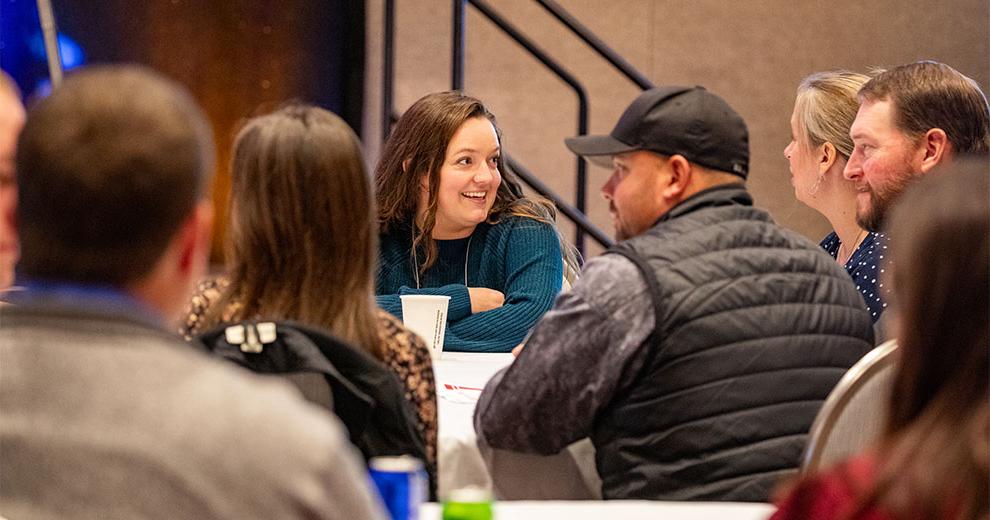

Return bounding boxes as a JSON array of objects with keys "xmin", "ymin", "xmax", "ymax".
[
  {"xmin": 770, "ymin": 158, "xmax": 989, "ymax": 520},
  {"xmin": 182, "ymin": 104, "xmax": 437, "ymax": 475}
]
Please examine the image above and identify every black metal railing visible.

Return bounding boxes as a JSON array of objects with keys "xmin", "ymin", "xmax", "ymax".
[
  {"xmin": 533, "ymin": 0, "xmax": 654, "ymax": 90},
  {"xmin": 452, "ymin": 0, "xmax": 466, "ymax": 92},
  {"xmin": 504, "ymin": 154, "xmax": 612, "ymax": 248},
  {"xmin": 381, "ymin": 0, "xmax": 396, "ymax": 142},
  {"xmin": 453, "ymin": 0, "xmax": 595, "ymax": 254},
  {"xmin": 536, "ymin": 0, "xmax": 656, "ymax": 90}
]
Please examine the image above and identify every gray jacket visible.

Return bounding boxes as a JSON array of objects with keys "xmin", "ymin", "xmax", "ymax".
[{"xmin": 0, "ymin": 292, "xmax": 386, "ymax": 519}]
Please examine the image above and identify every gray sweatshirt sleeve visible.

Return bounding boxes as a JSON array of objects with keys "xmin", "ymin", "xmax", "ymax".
[{"xmin": 473, "ymin": 253, "xmax": 655, "ymax": 455}]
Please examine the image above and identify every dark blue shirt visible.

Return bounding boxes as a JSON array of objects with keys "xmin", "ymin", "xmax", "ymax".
[
  {"xmin": 375, "ymin": 216, "xmax": 563, "ymax": 352},
  {"xmin": 2, "ymin": 279, "xmax": 165, "ymax": 328},
  {"xmin": 820, "ymin": 231, "xmax": 888, "ymax": 322}
]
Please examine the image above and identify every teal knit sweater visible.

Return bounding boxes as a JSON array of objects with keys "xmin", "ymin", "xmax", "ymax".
[{"xmin": 376, "ymin": 216, "xmax": 563, "ymax": 352}]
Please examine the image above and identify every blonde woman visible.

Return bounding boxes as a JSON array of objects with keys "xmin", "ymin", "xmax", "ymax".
[{"xmin": 784, "ymin": 71, "xmax": 887, "ymax": 321}]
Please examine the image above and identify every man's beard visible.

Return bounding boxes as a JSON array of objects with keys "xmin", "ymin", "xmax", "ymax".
[
  {"xmin": 856, "ymin": 173, "xmax": 918, "ymax": 232},
  {"xmin": 856, "ymin": 185, "xmax": 889, "ymax": 232},
  {"xmin": 609, "ymin": 203, "xmax": 629, "ymax": 241}
]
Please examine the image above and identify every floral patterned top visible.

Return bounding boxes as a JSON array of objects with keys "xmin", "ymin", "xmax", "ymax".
[{"xmin": 181, "ymin": 276, "xmax": 438, "ymax": 475}]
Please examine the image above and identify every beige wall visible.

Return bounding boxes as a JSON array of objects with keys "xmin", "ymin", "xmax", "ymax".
[{"xmin": 364, "ymin": 0, "xmax": 990, "ymax": 256}]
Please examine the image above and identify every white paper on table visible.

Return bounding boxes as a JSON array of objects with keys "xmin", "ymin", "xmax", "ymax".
[{"xmin": 438, "ymin": 382, "xmax": 485, "ymax": 404}]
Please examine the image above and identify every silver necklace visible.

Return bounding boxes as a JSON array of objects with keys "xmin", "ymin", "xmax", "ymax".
[
  {"xmin": 838, "ymin": 229, "xmax": 868, "ymax": 267},
  {"xmin": 411, "ymin": 231, "xmax": 473, "ymax": 289}
]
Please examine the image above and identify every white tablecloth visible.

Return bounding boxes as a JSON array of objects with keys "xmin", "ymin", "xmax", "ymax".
[
  {"xmin": 433, "ymin": 352, "xmax": 512, "ymax": 497},
  {"xmin": 433, "ymin": 352, "xmax": 601, "ymax": 500},
  {"xmin": 421, "ymin": 500, "xmax": 775, "ymax": 519}
]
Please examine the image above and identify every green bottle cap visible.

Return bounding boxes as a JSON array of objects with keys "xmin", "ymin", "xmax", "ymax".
[{"xmin": 442, "ymin": 487, "xmax": 493, "ymax": 520}]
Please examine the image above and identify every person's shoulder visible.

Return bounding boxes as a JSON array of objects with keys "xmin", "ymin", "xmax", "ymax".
[
  {"xmin": 733, "ymin": 218, "xmax": 840, "ymax": 263},
  {"xmin": 771, "ymin": 455, "xmax": 880, "ymax": 520},
  {"xmin": 183, "ymin": 275, "xmax": 232, "ymax": 335},
  {"xmin": 196, "ymin": 274, "xmax": 230, "ymax": 294},
  {"xmin": 485, "ymin": 214, "xmax": 557, "ymax": 249},
  {"xmin": 123, "ymin": 332, "xmax": 330, "ymax": 429},
  {"xmin": 586, "ymin": 252, "xmax": 640, "ymax": 276},
  {"xmin": 380, "ymin": 218, "xmax": 413, "ymax": 238},
  {"xmin": 820, "ymin": 231, "xmax": 840, "ymax": 254},
  {"xmin": 860, "ymin": 232, "xmax": 888, "ymax": 257},
  {"xmin": 495, "ymin": 213, "xmax": 554, "ymax": 231},
  {"xmin": 190, "ymin": 360, "xmax": 332, "ymax": 421},
  {"xmin": 187, "ymin": 274, "xmax": 231, "ymax": 311},
  {"xmin": 170, "ymin": 348, "xmax": 352, "ymax": 457},
  {"xmin": 573, "ymin": 253, "xmax": 646, "ymax": 302},
  {"xmin": 377, "ymin": 224, "xmax": 414, "ymax": 276},
  {"xmin": 378, "ymin": 229, "xmax": 403, "ymax": 249},
  {"xmin": 152, "ymin": 350, "xmax": 379, "ymax": 517},
  {"xmin": 378, "ymin": 220, "xmax": 413, "ymax": 250},
  {"xmin": 376, "ymin": 307, "xmax": 403, "ymax": 332},
  {"xmin": 753, "ymin": 217, "xmax": 821, "ymax": 248},
  {"xmin": 6, "ymin": 319, "xmax": 362, "ymax": 512},
  {"xmin": 43, "ymin": 321, "xmax": 346, "ymax": 452}
]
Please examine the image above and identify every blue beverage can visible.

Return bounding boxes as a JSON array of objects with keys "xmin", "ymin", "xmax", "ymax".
[{"xmin": 369, "ymin": 456, "xmax": 428, "ymax": 520}]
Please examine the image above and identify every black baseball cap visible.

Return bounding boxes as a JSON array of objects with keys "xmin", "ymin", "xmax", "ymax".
[{"xmin": 565, "ymin": 86, "xmax": 749, "ymax": 178}]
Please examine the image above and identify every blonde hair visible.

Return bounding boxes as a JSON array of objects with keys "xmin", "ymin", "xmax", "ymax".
[{"xmin": 794, "ymin": 71, "xmax": 871, "ymax": 158}]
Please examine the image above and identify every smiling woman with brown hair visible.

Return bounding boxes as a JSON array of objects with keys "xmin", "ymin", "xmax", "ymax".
[
  {"xmin": 182, "ymin": 104, "xmax": 437, "ymax": 474},
  {"xmin": 375, "ymin": 91, "xmax": 574, "ymax": 353}
]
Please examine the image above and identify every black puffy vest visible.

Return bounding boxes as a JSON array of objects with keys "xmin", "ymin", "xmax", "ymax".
[{"xmin": 594, "ymin": 184, "xmax": 874, "ymax": 501}]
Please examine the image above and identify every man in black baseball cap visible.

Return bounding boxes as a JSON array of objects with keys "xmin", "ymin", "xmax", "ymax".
[
  {"xmin": 566, "ymin": 85, "xmax": 749, "ymax": 240},
  {"xmin": 477, "ymin": 86, "xmax": 874, "ymax": 502},
  {"xmin": 566, "ymin": 85, "xmax": 749, "ymax": 175}
]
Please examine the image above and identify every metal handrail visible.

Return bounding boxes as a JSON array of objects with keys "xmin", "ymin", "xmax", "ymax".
[
  {"xmin": 505, "ymin": 154, "xmax": 613, "ymax": 249},
  {"xmin": 452, "ymin": 0, "xmax": 465, "ymax": 91},
  {"xmin": 36, "ymin": 0, "xmax": 64, "ymax": 88},
  {"xmin": 534, "ymin": 0, "xmax": 654, "ymax": 90},
  {"xmin": 454, "ymin": 0, "xmax": 593, "ymax": 254},
  {"xmin": 382, "ymin": 0, "xmax": 619, "ymax": 252},
  {"xmin": 381, "ymin": 0, "xmax": 396, "ymax": 141}
]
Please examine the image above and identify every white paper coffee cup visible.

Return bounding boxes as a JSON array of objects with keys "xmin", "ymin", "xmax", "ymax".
[{"xmin": 400, "ymin": 295, "xmax": 450, "ymax": 358}]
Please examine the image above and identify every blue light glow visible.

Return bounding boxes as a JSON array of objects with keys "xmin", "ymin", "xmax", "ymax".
[{"xmin": 28, "ymin": 33, "xmax": 85, "ymax": 69}]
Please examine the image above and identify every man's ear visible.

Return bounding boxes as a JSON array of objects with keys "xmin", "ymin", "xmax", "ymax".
[
  {"xmin": 126, "ymin": 199, "xmax": 214, "ymax": 322},
  {"xmin": 662, "ymin": 155, "xmax": 692, "ymax": 199},
  {"xmin": 918, "ymin": 128, "xmax": 951, "ymax": 173},
  {"xmin": 177, "ymin": 200, "xmax": 214, "ymax": 276}
]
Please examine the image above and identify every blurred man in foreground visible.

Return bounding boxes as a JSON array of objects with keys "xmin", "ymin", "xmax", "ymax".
[{"xmin": 0, "ymin": 65, "xmax": 385, "ymax": 520}]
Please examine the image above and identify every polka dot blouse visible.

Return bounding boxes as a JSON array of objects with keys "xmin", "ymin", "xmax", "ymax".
[{"xmin": 820, "ymin": 231, "xmax": 889, "ymax": 323}]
